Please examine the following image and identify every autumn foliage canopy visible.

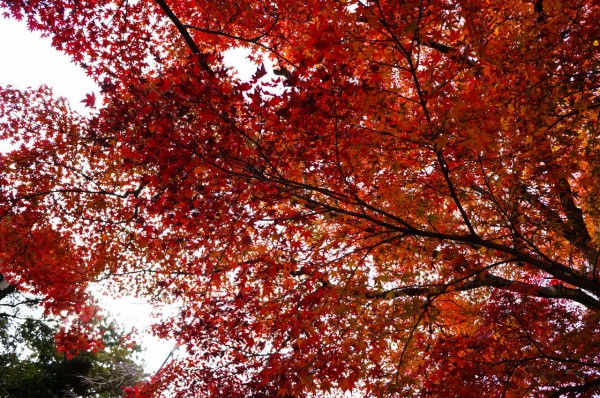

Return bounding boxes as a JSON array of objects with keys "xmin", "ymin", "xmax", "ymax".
[{"xmin": 1, "ymin": 0, "xmax": 599, "ymax": 396}]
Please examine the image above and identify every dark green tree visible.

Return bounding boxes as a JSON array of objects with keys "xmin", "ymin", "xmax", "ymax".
[{"xmin": 0, "ymin": 290, "xmax": 144, "ymax": 398}]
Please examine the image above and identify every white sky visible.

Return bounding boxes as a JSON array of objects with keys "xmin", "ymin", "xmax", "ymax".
[
  {"xmin": 0, "ymin": 18, "xmax": 98, "ymax": 113},
  {"xmin": 0, "ymin": 16, "xmax": 173, "ymax": 374}
]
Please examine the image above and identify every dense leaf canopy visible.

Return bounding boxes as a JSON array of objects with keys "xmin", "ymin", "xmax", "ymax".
[{"xmin": 1, "ymin": 0, "xmax": 599, "ymax": 396}]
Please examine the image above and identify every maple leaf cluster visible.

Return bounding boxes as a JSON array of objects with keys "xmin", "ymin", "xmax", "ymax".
[{"xmin": 1, "ymin": 0, "xmax": 599, "ymax": 396}]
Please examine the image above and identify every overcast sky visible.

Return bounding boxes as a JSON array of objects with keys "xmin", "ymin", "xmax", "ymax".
[
  {"xmin": 0, "ymin": 16, "xmax": 174, "ymax": 374},
  {"xmin": 0, "ymin": 18, "xmax": 98, "ymax": 112}
]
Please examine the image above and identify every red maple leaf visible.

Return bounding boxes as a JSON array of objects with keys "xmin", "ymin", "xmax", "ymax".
[{"xmin": 81, "ymin": 92, "xmax": 96, "ymax": 108}]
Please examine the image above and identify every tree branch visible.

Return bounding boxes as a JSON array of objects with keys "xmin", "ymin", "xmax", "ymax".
[
  {"xmin": 366, "ymin": 272, "xmax": 600, "ymax": 310},
  {"xmin": 153, "ymin": 0, "xmax": 211, "ymax": 71},
  {"xmin": 555, "ymin": 177, "xmax": 598, "ymax": 273},
  {"xmin": 184, "ymin": 24, "xmax": 296, "ymax": 69},
  {"xmin": 237, "ymin": 165, "xmax": 597, "ymax": 294},
  {"xmin": 549, "ymin": 378, "xmax": 600, "ymax": 398}
]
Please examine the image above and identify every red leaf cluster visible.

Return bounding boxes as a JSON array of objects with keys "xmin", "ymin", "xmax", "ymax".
[{"xmin": 1, "ymin": 0, "xmax": 599, "ymax": 396}]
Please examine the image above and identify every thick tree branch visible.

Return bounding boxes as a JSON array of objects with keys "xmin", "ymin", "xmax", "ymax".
[
  {"xmin": 555, "ymin": 177, "xmax": 598, "ymax": 272},
  {"xmin": 153, "ymin": 0, "xmax": 211, "ymax": 71},
  {"xmin": 549, "ymin": 378, "xmax": 600, "ymax": 398},
  {"xmin": 534, "ymin": 0, "xmax": 545, "ymax": 23},
  {"xmin": 366, "ymin": 272, "xmax": 600, "ymax": 310},
  {"xmin": 521, "ymin": 185, "xmax": 598, "ymax": 274}
]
